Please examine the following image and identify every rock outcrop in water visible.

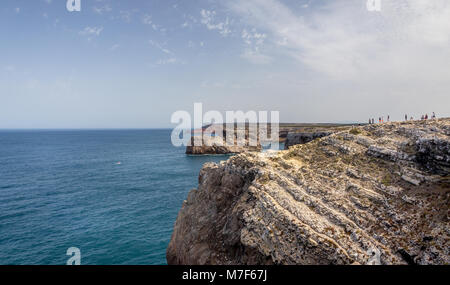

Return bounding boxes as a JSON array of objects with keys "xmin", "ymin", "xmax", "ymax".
[{"xmin": 168, "ymin": 119, "xmax": 449, "ymax": 265}]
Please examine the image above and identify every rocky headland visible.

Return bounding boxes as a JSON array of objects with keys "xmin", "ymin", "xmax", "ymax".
[
  {"xmin": 186, "ymin": 124, "xmax": 265, "ymax": 155},
  {"xmin": 168, "ymin": 119, "xmax": 449, "ymax": 265},
  {"xmin": 186, "ymin": 135, "xmax": 262, "ymax": 155},
  {"xmin": 186, "ymin": 123, "xmax": 351, "ymax": 154}
]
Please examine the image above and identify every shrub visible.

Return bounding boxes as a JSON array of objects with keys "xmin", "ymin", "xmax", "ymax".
[
  {"xmin": 350, "ymin": 128, "xmax": 362, "ymax": 135},
  {"xmin": 382, "ymin": 174, "xmax": 392, "ymax": 186}
]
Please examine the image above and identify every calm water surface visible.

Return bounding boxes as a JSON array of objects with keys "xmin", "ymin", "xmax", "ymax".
[{"xmin": 0, "ymin": 129, "xmax": 229, "ymax": 264}]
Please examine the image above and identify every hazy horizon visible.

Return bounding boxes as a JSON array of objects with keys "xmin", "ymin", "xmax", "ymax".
[
  {"xmin": 0, "ymin": 120, "xmax": 366, "ymax": 130},
  {"xmin": 1, "ymin": 0, "xmax": 449, "ymax": 129}
]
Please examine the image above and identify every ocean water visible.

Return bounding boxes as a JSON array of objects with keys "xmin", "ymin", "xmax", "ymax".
[{"xmin": 0, "ymin": 129, "xmax": 229, "ymax": 265}]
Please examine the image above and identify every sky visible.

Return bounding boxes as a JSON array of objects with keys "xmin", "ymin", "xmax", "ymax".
[{"xmin": 1, "ymin": 0, "xmax": 449, "ymax": 128}]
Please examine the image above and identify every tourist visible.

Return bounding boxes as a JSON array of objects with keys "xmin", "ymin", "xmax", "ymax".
[
  {"xmin": 387, "ymin": 115, "xmax": 390, "ymax": 122},
  {"xmin": 432, "ymin": 112, "xmax": 436, "ymax": 119},
  {"xmin": 405, "ymin": 114, "xmax": 408, "ymax": 121}
]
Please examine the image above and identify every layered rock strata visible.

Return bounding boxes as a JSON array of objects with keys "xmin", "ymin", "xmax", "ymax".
[
  {"xmin": 186, "ymin": 135, "xmax": 262, "ymax": 155},
  {"xmin": 168, "ymin": 119, "xmax": 449, "ymax": 265}
]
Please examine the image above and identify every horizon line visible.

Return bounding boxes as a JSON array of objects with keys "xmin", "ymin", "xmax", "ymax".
[{"xmin": 0, "ymin": 122, "xmax": 366, "ymax": 131}]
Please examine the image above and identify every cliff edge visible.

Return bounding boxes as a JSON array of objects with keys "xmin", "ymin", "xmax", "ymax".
[{"xmin": 167, "ymin": 119, "xmax": 449, "ymax": 265}]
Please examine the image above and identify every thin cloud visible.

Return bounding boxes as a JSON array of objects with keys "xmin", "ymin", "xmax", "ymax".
[
  {"xmin": 227, "ymin": 0, "xmax": 450, "ymax": 80},
  {"xmin": 142, "ymin": 14, "xmax": 152, "ymax": 25},
  {"xmin": 241, "ymin": 28, "xmax": 271, "ymax": 64},
  {"xmin": 110, "ymin": 44, "xmax": 120, "ymax": 51},
  {"xmin": 79, "ymin": 26, "xmax": 103, "ymax": 37},
  {"xmin": 93, "ymin": 5, "xmax": 112, "ymax": 15},
  {"xmin": 149, "ymin": 40, "xmax": 172, "ymax": 55},
  {"xmin": 200, "ymin": 9, "xmax": 231, "ymax": 36}
]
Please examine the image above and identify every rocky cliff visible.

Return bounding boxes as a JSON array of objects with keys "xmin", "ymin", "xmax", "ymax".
[
  {"xmin": 168, "ymin": 119, "xmax": 449, "ymax": 265},
  {"xmin": 186, "ymin": 135, "xmax": 262, "ymax": 155},
  {"xmin": 186, "ymin": 124, "xmax": 264, "ymax": 155},
  {"xmin": 284, "ymin": 131, "xmax": 334, "ymax": 149}
]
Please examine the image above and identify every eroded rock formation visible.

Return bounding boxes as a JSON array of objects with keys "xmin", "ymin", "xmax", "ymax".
[
  {"xmin": 168, "ymin": 119, "xmax": 449, "ymax": 265},
  {"xmin": 186, "ymin": 135, "xmax": 262, "ymax": 155}
]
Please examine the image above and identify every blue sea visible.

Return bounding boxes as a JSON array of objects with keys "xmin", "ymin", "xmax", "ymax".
[{"xmin": 0, "ymin": 129, "xmax": 229, "ymax": 265}]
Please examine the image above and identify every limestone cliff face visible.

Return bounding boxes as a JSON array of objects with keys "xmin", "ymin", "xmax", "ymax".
[
  {"xmin": 168, "ymin": 119, "xmax": 449, "ymax": 265},
  {"xmin": 186, "ymin": 136, "xmax": 261, "ymax": 155}
]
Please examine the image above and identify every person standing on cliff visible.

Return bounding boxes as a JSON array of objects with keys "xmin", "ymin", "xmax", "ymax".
[
  {"xmin": 387, "ymin": 115, "xmax": 390, "ymax": 122},
  {"xmin": 405, "ymin": 114, "xmax": 408, "ymax": 121}
]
